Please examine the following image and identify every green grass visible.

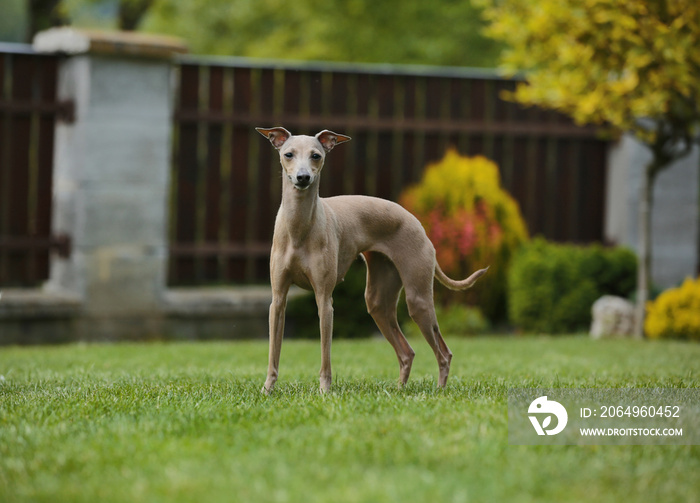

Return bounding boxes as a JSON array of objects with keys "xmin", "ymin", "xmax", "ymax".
[{"xmin": 1, "ymin": 336, "xmax": 699, "ymax": 503}]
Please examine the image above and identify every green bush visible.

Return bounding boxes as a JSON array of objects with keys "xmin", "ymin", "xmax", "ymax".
[
  {"xmin": 285, "ymin": 258, "xmax": 377, "ymax": 339},
  {"xmin": 402, "ymin": 303, "xmax": 490, "ymax": 338},
  {"xmin": 508, "ymin": 238, "xmax": 637, "ymax": 333}
]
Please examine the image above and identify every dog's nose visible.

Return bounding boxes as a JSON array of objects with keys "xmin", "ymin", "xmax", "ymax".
[{"xmin": 297, "ymin": 173, "xmax": 311, "ymax": 185}]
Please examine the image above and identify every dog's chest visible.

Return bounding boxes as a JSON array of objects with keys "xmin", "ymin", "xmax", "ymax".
[
  {"xmin": 273, "ymin": 240, "xmax": 317, "ymax": 291},
  {"xmin": 287, "ymin": 256, "xmax": 314, "ymax": 290}
]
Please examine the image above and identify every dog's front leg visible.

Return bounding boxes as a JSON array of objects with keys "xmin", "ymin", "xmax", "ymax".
[
  {"xmin": 263, "ymin": 282, "xmax": 290, "ymax": 394},
  {"xmin": 315, "ymin": 290, "xmax": 334, "ymax": 393}
]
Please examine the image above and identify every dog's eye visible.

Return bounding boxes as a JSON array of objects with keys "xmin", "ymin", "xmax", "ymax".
[
  {"xmin": 284, "ymin": 152, "xmax": 293, "ymax": 159},
  {"xmin": 311, "ymin": 153, "xmax": 321, "ymax": 160}
]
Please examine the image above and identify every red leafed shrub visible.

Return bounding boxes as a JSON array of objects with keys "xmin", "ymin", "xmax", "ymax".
[{"xmin": 400, "ymin": 149, "xmax": 528, "ymax": 321}]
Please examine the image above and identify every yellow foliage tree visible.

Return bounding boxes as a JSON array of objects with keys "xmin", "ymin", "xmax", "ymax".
[{"xmin": 479, "ymin": 0, "xmax": 700, "ymax": 337}]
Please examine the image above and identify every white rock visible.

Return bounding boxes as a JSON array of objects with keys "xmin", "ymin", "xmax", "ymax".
[{"xmin": 590, "ymin": 295, "xmax": 636, "ymax": 339}]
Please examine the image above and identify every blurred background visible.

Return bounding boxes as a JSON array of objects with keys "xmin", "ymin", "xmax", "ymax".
[
  {"xmin": 0, "ymin": 0, "xmax": 698, "ymax": 343},
  {"xmin": 1, "ymin": 0, "xmax": 502, "ymax": 67}
]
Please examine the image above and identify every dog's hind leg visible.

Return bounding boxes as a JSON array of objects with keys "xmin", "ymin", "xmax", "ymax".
[
  {"xmin": 403, "ymin": 275, "xmax": 452, "ymax": 388},
  {"xmin": 363, "ymin": 252, "xmax": 415, "ymax": 386}
]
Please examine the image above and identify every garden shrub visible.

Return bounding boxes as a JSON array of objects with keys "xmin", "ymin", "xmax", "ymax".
[
  {"xmin": 402, "ymin": 303, "xmax": 490, "ymax": 338},
  {"xmin": 285, "ymin": 258, "xmax": 377, "ymax": 339},
  {"xmin": 508, "ymin": 238, "xmax": 637, "ymax": 333},
  {"xmin": 400, "ymin": 149, "xmax": 529, "ymax": 321},
  {"xmin": 645, "ymin": 277, "xmax": 700, "ymax": 341}
]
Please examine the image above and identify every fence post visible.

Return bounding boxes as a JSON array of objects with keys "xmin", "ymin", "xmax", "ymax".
[{"xmin": 34, "ymin": 28, "xmax": 187, "ymax": 339}]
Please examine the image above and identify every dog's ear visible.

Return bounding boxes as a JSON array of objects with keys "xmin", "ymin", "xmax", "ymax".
[
  {"xmin": 315, "ymin": 130, "xmax": 352, "ymax": 153},
  {"xmin": 256, "ymin": 127, "xmax": 292, "ymax": 149}
]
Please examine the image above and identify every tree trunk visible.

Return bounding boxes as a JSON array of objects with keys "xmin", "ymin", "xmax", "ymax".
[
  {"xmin": 633, "ymin": 162, "xmax": 655, "ymax": 338},
  {"xmin": 27, "ymin": 0, "xmax": 69, "ymax": 41},
  {"xmin": 633, "ymin": 130, "xmax": 695, "ymax": 338},
  {"xmin": 118, "ymin": 0, "xmax": 155, "ymax": 31}
]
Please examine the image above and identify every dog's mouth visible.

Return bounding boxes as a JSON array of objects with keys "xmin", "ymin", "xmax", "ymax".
[{"xmin": 289, "ymin": 176, "xmax": 312, "ymax": 190}]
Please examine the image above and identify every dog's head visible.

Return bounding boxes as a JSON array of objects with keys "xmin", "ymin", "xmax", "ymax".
[{"xmin": 256, "ymin": 127, "xmax": 351, "ymax": 191}]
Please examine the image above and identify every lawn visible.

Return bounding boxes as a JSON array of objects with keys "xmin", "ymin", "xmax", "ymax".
[{"xmin": 1, "ymin": 336, "xmax": 698, "ymax": 503}]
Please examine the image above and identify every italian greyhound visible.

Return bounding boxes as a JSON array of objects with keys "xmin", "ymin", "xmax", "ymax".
[{"xmin": 256, "ymin": 127, "xmax": 488, "ymax": 393}]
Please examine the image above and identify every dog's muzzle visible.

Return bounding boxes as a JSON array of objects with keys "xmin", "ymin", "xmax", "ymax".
[{"xmin": 294, "ymin": 170, "xmax": 312, "ymax": 189}]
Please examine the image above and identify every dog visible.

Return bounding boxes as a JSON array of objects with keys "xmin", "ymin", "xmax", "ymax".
[{"xmin": 256, "ymin": 127, "xmax": 487, "ymax": 393}]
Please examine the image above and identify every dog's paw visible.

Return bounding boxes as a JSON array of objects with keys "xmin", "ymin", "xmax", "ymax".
[{"xmin": 319, "ymin": 377, "xmax": 332, "ymax": 394}]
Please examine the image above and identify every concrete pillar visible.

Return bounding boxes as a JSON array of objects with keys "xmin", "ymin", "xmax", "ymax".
[
  {"xmin": 33, "ymin": 28, "xmax": 187, "ymax": 338},
  {"xmin": 605, "ymin": 134, "xmax": 700, "ymax": 288}
]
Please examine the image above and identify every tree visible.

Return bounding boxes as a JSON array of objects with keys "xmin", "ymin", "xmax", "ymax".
[
  {"xmin": 28, "ymin": 0, "xmax": 502, "ymax": 67},
  {"xmin": 117, "ymin": 0, "xmax": 155, "ymax": 30},
  {"xmin": 28, "ymin": 0, "xmax": 70, "ymax": 40},
  {"xmin": 142, "ymin": 0, "xmax": 502, "ymax": 67},
  {"xmin": 0, "ymin": 0, "xmax": 28, "ymax": 43},
  {"xmin": 26, "ymin": 0, "xmax": 155, "ymax": 39},
  {"xmin": 479, "ymin": 0, "xmax": 700, "ymax": 337}
]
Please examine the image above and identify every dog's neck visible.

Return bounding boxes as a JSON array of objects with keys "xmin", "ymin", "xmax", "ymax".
[{"xmin": 279, "ymin": 175, "xmax": 323, "ymax": 243}]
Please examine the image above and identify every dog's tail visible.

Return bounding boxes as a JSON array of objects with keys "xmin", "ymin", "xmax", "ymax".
[{"xmin": 434, "ymin": 263, "xmax": 489, "ymax": 291}]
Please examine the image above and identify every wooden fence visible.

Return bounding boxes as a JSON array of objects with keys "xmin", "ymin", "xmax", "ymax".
[
  {"xmin": 0, "ymin": 44, "xmax": 72, "ymax": 287},
  {"xmin": 169, "ymin": 57, "xmax": 609, "ymax": 286}
]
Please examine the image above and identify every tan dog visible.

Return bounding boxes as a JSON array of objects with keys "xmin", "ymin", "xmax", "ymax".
[{"xmin": 256, "ymin": 127, "xmax": 487, "ymax": 393}]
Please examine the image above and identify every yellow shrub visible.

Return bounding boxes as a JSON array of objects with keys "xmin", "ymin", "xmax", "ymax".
[
  {"xmin": 400, "ymin": 149, "xmax": 528, "ymax": 320},
  {"xmin": 645, "ymin": 277, "xmax": 700, "ymax": 341}
]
